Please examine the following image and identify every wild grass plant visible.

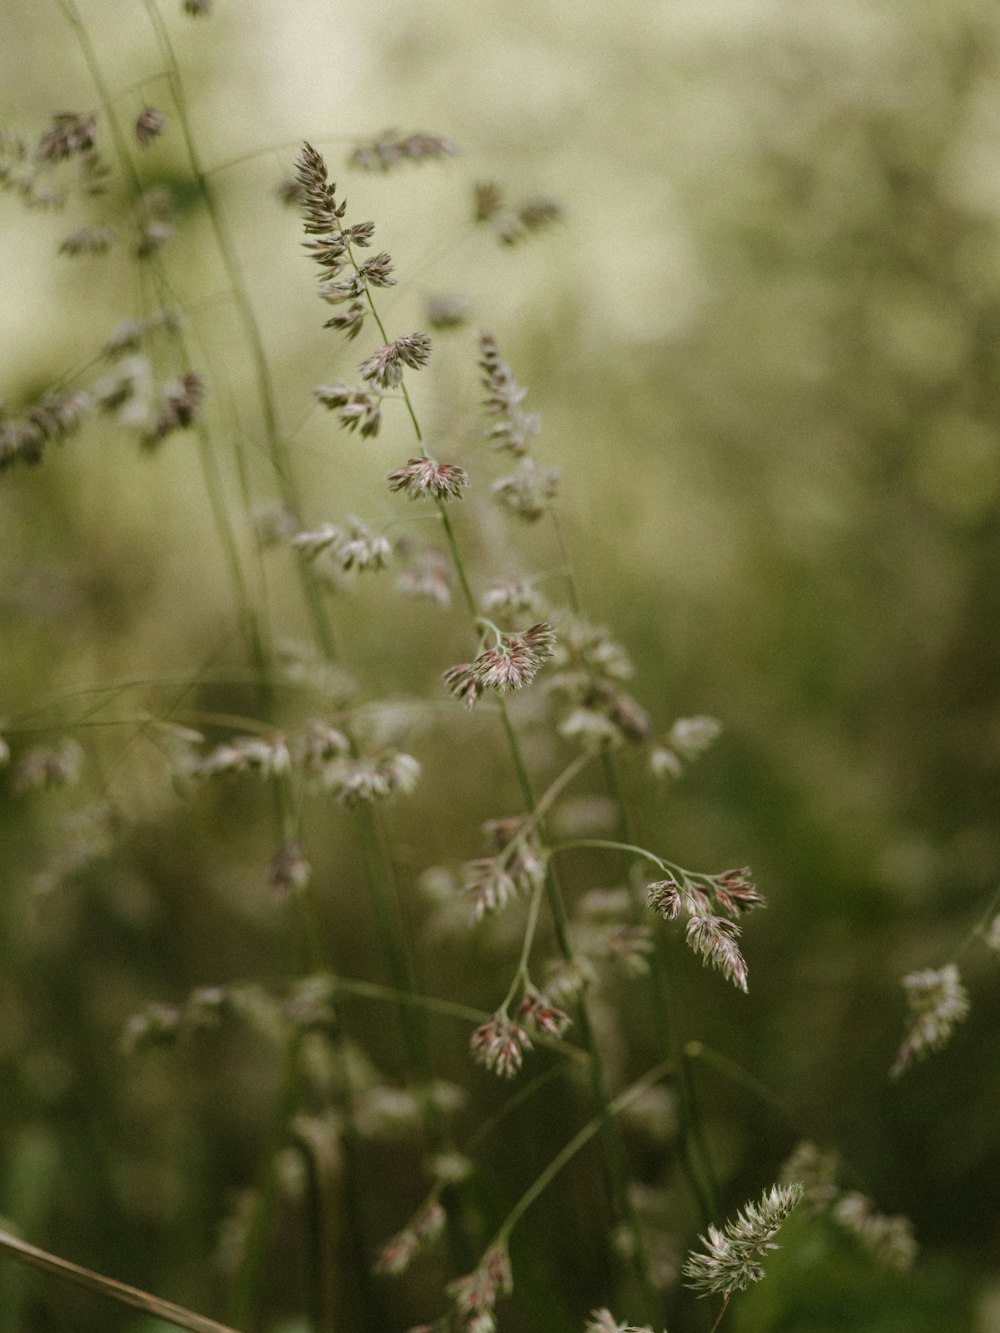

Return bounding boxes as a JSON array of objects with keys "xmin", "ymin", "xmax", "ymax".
[{"xmin": 1, "ymin": 4, "xmax": 999, "ymax": 1333}]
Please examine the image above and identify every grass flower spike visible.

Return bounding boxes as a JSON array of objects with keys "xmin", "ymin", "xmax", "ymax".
[{"xmin": 683, "ymin": 1183, "xmax": 803, "ymax": 1297}]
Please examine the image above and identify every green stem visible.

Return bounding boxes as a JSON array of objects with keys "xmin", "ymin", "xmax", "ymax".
[
  {"xmin": 227, "ymin": 1039, "xmax": 300, "ymax": 1331},
  {"xmin": 600, "ymin": 756, "xmax": 717, "ymax": 1222},
  {"xmin": 0, "ymin": 1230, "xmax": 240, "ymax": 1333},
  {"xmin": 685, "ymin": 1041, "xmax": 792, "ymax": 1120},
  {"xmin": 709, "ymin": 1292, "xmax": 732, "ymax": 1333},
  {"xmin": 548, "ymin": 490, "xmax": 719, "ymax": 1223},
  {"xmin": 492, "ymin": 1059, "xmax": 673, "ymax": 1248},
  {"xmin": 500, "ymin": 880, "xmax": 547, "ymax": 1012},
  {"xmin": 358, "ymin": 294, "xmax": 660, "ymax": 1316},
  {"xmin": 140, "ymin": 0, "xmax": 337, "ymax": 661},
  {"xmin": 55, "ymin": 0, "xmax": 272, "ymax": 711}
]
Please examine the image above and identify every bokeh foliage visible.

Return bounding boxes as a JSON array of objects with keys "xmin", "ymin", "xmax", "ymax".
[{"xmin": 2, "ymin": 2, "xmax": 999, "ymax": 1331}]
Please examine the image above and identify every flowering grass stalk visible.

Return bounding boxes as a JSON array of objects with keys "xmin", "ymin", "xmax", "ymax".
[{"xmin": 0, "ymin": 11, "xmax": 835, "ymax": 1331}]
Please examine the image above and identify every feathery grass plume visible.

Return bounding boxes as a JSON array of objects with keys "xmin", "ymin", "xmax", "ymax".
[
  {"xmin": 778, "ymin": 1141, "xmax": 839, "ymax": 1214},
  {"xmin": 469, "ymin": 1014, "xmax": 533, "ymax": 1079},
  {"xmin": 584, "ymin": 1310, "xmax": 658, "ymax": 1333},
  {"xmin": 314, "ymin": 381, "xmax": 383, "ymax": 435},
  {"xmin": 779, "ymin": 1141, "xmax": 917, "ymax": 1271},
  {"xmin": 0, "ymin": 121, "xmax": 87, "ymax": 209},
  {"xmin": 517, "ymin": 987, "xmax": 571, "ymax": 1038},
  {"xmin": 890, "ymin": 963, "xmax": 969, "ymax": 1077},
  {"xmin": 268, "ymin": 841, "xmax": 312, "ymax": 898},
  {"xmin": 59, "ymin": 223, "xmax": 116, "ymax": 255},
  {"xmin": 0, "ymin": 389, "xmax": 91, "ymax": 469},
  {"xmin": 461, "ymin": 858, "xmax": 518, "ymax": 920},
  {"xmin": 447, "ymin": 1243, "xmax": 513, "ymax": 1333},
  {"xmin": 395, "ymin": 542, "xmax": 452, "ymax": 606},
  {"xmin": 460, "ymin": 815, "xmax": 547, "ymax": 921},
  {"xmin": 387, "ymin": 456, "xmax": 469, "ymax": 501},
  {"xmin": 349, "ymin": 130, "xmax": 460, "ymax": 172},
  {"xmin": 134, "ymin": 106, "xmax": 166, "ymax": 147},
  {"xmin": 326, "ymin": 751, "xmax": 420, "ymax": 807},
  {"xmin": 374, "ymin": 1200, "xmax": 446, "ymax": 1276},
  {"xmin": 649, "ymin": 715, "xmax": 722, "ymax": 780},
  {"xmin": 292, "ymin": 719, "xmax": 351, "ymax": 782},
  {"xmin": 143, "ymin": 371, "xmax": 204, "ymax": 445},
  {"xmin": 546, "ymin": 613, "xmax": 656, "ymax": 748},
  {"xmin": 195, "ymin": 734, "xmax": 291, "ymax": 780},
  {"xmin": 36, "ymin": 111, "xmax": 96, "ymax": 163},
  {"xmin": 134, "ymin": 186, "xmax": 173, "ymax": 255},
  {"xmin": 102, "ymin": 309, "xmax": 184, "ymax": 357},
  {"xmin": 295, "ymin": 139, "xmax": 390, "ymax": 347},
  {"xmin": 12, "ymin": 739, "xmax": 84, "ymax": 792},
  {"xmin": 984, "ymin": 913, "xmax": 1000, "ymax": 952},
  {"xmin": 478, "ymin": 329, "xmax": 541, "ymax": 455},
  {"xmin": 472, "ymin": 181, "xmax": 564, "ymax": 245},
  {"xmin": 832, "ymin": 1193, "xmax": 917, "ymax": 1271},
  {"xmin": 573, "ymin": 889, "xmax": 655, "ymax": 977},
  {"xmin": 516, "ymin": 196, "xmax": 564, "ymax": 234},
  {"xmin": 444, "ymin": 622, "xmax": 556, "ymax": 706},
  {"xmin": 683, "ymin": 1183, "xmax": 803, "ymax": 1297},
  {"xmin": 480, "ymin": 578, "xmax": 546, "ymax": 618},
  {"xmin": 360, "ymin": 332, "xmax": 432, "ymax": 388},
  {"xmin": 491, "ymin": 456, "xmax": 560, "ymax": 522},
  {"xmin": 646, "ymin": 867, "xmax": 763, "ymax": 991},
  {"xmin": 292, "ymin": 517, "xmax": 391, "ymax": 572}
]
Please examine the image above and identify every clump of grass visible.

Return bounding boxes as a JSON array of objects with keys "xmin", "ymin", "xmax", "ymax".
[{"xmin": 2, "ymin": 6, "xmax": 953, "ymax": 1333}]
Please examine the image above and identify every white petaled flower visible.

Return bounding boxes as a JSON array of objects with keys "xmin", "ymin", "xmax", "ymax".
[
  {"xmin": 891, "ymin": 963, "xmax": 969, "ymax": 1078},
  {"xmin": 683, "ymin": 1183, "xmax": 803, "ymax": 1297}
]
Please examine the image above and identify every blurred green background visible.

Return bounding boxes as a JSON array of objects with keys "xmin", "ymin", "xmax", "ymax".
[{"xmin": 2, "ymin": 1, "xmax": 1000, "ymax": 1330}]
